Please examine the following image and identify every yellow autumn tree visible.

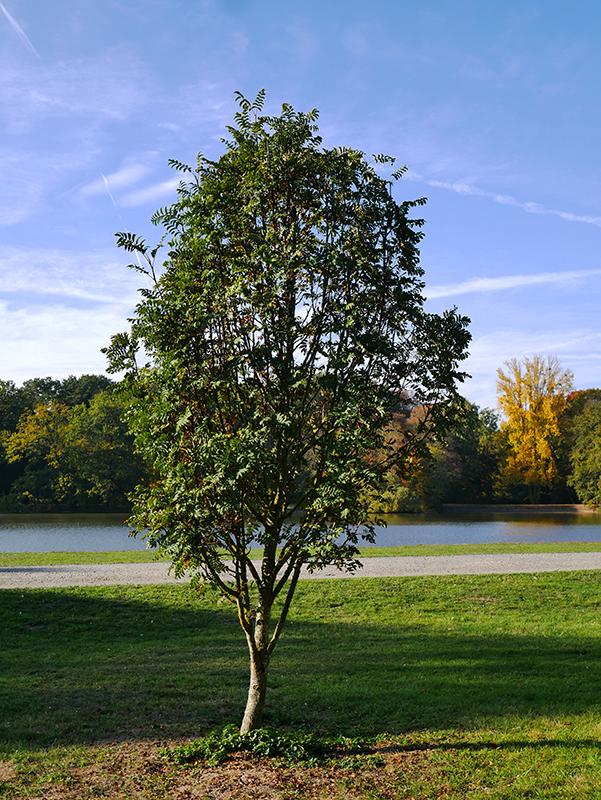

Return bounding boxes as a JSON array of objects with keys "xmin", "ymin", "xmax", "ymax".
[{"xmin": 496, "ymin": 355, "xmax": 573, "ymax": 503}]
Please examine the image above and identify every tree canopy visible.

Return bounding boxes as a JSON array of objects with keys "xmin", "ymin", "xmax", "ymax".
[
  {"xmin": 0, "ymin": 374, "xmax": 148, "ymax": 511},
  {"xmin": 1, "ymin": 389, "xmax": 146, "ymax": 511},
  {"xmin": 496, "ymin": 355, "xmax": 573, "ymax": 503},
  {"xmin": 105, "ymin": 93, "xmax": 471, "ymax": 731},
  {"xmin": 568, "ymin": 392, "xmax": 601, "ymax": 506}
]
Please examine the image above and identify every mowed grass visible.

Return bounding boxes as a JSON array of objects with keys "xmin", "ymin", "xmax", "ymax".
[
  {"xmin": 1, "ymin": 572, "xmax": 601, "ymax": 797},
  {"xmin": 3, "ymin": 539, "xmax": 601, "ymax": 566}
]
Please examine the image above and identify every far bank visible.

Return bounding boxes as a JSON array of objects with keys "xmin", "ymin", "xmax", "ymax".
[{"xmin": 441, "ymin": 503, "xmax": 600, "ymax": 514}]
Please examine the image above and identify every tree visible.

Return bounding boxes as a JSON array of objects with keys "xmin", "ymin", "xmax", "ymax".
[
  {"xmin": 63, "ymin": 390, "xmax": 148, "ymax": 510},
  {"xmin": 414, "ymin": 403, "xmax": 503, "ymax": 507},
  {"xmin": 496, "ymin": 355, "xmax": 573, "ymax": 503},
  {"xmin": 362, "ymin": 403, "xmax": 502, "ymax": 511},
  {"xmin": 0, "ymin": 379, "xmax": 30, "ymax": 433},
  {"xmin": 1, "ymin": 390, "xmax": 145, "ymax": 511},
  {"xmin": 104, "ymin": 93, "xmax": 471, "ymax": 732},
  {"xmin": 567, "ymin": 391, "xmax": 601, "ymax": 506},
  {"xmin": 0, "ymin": 374, "xmax": 113, "ymax": 434}
]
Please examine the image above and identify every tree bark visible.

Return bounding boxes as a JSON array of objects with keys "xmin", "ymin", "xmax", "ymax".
[
  {"xmin": 240, "ymin": 602, "xmax": 271, "ymax": 733},
  {"xmin": 240, "ymin": 644, "xmax": 270, "ymax": 733}
]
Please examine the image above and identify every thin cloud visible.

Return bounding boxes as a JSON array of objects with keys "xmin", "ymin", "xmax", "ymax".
[
  {"xmin": 121, "ymin": 178, "xmax": 180, "ymax": 207},
  {"xmin": 0, "ymin": 246, "xmax": 139, "ymax": 305},
  {"xmin": 0, "ymin": 0, "xmax": 40, "ymax": 59},
  {"xmin": 0, "ymin": 300, "xmax": 127, "ymax": 381},
  {"xmin": 0, "ymin": 50, "xmax": 150, "ymax": 135},
  {"xmin": 410, "ymin": 174, "xmax": 601, "ymax": 228},
  {"xmin": 81, "ymin": 164, "xmax": 150, "ymax": 196},
  {"xmin": 427, "ymin": 269, "xmax": 601, "ymax": 299},
  {"xmin": 0, "ymin": 51, "xmax": 151, "ymax": 225}
]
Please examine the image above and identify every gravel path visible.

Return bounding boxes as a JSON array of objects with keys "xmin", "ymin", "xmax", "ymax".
[{"xmin": 2, "ymin": 551, "xmax": 601, "ymax": 589}]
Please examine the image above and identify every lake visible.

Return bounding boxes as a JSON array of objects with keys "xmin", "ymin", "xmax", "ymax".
[{"xmin": 2, "ymin": 511, "xmax": 601, "ymax": 552}]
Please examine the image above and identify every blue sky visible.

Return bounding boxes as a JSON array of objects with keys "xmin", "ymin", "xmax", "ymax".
[{"xmin": 1, "ymin": 0, "xmax": 600, "ymax": 408}]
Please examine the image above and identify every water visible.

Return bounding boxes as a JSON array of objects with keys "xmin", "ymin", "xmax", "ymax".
[
  {"xmin": 367, "ymin": 512, "xmax": 601, "ymax": 546},
  {"xmin": 2, "ymin": 511, "xmax": 601, "ymax": 552},
  {"xmin": 0, "ymin": 514, "xmax": 145, "ymax": 552}
]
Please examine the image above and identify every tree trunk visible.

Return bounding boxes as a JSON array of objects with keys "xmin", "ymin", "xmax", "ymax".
[
  {"xmin": 240, "ymin": 601, "xmax": 271, "ymax": 733},
  {"xmin": 240, "ymin": 646, "xmax": 269, "ymax": 733}
]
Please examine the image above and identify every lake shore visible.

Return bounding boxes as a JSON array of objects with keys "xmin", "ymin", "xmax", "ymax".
[{"xmin": 441, "ymin": 503, "xmax": 599, "ymax": 514}]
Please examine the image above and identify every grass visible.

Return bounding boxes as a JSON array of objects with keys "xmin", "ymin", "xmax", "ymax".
[
  {"xmin": 0, "ymin": 550, "xmax": 163, "ymax": 567},
  {"xmin": 357, "ymin": 540, "xmax": 601, "ymax": 557},
  {"xmin": 3, "ymin": 539, "xmax": 601, "ymax": 566},
  {"xmin": 0, "ymin": 550, "xmax": 166, "ymax": 566},
  {"xmin": 2, "ymin": 572, "xmax": 601, "ymax": 797}
]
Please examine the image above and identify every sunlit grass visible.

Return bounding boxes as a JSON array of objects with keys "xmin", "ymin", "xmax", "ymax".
[
  {"xmin": 0, "ymin": 550, "xmax": 165, "ymax": 566},
  {"xmin": 1, "ymin": 572, "xmax": 601, "ymax": 796},
  {"xmin": 3, "ymin": 539, "xmax": 601, "ymax": 567}
]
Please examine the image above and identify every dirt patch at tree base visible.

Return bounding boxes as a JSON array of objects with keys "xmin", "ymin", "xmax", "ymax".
[{"xmin": 1, "ymin": 740, "xmax": 431, "ymax": 799}]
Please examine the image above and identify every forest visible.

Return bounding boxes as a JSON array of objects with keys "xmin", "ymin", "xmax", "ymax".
[
  {"xmin": 0, "ymin": 374, "xmax": 147, "ymax": 512},
  {"xmin": 0, "ymin": 355, "xmax": 599, "ymax": 513}
]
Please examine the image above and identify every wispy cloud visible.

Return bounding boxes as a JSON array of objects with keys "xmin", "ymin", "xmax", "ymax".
[
  {"xmin": 0, "ymin": 246, "xmax": 143, "ymax": 381},
  {"xmin": 427, "ymin": 269, "xmax": 601, "ymax": 299},
  {"xmin": 0, "ymin": 300, "xmax": 127, "ymax": 381},
  {"xmin": 0, "ymin": 49, "xmax": 152, "ymax": 225},
  {"xmin": 81, "ymin": 163, "xmax": 150, "ymax": 196},
  {"xmin": 410, "ymin": 173, "xmax": 601, "ymax": 228},
  {"xmin": 0, "ymin": 247, "xmax": 139, "ymax": 305},
  {"xmin": 121, "ymin": 178, "xmax": 180, "ymax": 207},
  {"xmin": 0, "ymin": 49, "xmax": 150, "ymax": 134},
  {"xmin": 0, "ymin": 1, "xmax": 40, "ymax": 59},
  {"xmin": 0, "ymin": 147, "xmax": 49, "ymax": 224}
]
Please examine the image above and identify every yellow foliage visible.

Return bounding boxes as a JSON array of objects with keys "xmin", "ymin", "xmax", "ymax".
[
  {"xmin": 496, "ymin": 355, "xmax": 572, "ymax": 501},
  {"xmin": 4, "ymin": 401, "xmax": 70, "ymax": 468}
]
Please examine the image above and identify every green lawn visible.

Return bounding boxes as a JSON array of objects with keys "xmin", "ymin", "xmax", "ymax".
[
  {"xmin": 1, "ymin": 571, "xmax": 601, "ymax": 797},
  {"xmin": 2, "ymin": 539, "xmax": 601, "ymax": 566}
]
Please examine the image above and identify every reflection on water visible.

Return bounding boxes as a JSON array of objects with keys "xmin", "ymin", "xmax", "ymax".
[
  {"xmin": 1, "ymin": 511, "xmax": 601, "ymax": 552},
  {"xmin": 369, "ymin": 513, "xmax": 601, "ymax": 547}
]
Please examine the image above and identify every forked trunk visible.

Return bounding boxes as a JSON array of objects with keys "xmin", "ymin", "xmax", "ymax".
[{"xmin": 240, "ymin": 646, "xmax": 269, "ymax": 733}]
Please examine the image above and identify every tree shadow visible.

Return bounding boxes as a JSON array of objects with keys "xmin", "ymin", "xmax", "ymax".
[
  {"xmin": 266, "ymin": 619, "xmax": 601, "ymax": 735},
  {"xmin": 0, "ymin": 585, "xmax": 248, "ymax": 749},
  {"xmin": 1, "ymin": 581, "xmax": 601, "ymax": 749}
]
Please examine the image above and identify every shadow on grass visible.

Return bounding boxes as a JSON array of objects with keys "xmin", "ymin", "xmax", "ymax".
[
  {"xmin": 269, "ymin": 628, "xmax": 601, "ymax": 735},
  {"xmin": 0, "ymin": 585, "xmax": 248, "ymax": 749},
  {"xmin": 1, "ymin": 578, "xmax": 601, "ymax": 750}
]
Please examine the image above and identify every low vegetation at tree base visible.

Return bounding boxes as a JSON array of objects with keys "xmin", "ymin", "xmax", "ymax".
[
  {"xmin": 2, "ymin": 574, "xmax": 601, "ymax": 798},
  {"xmin": 162, "ymin": 725, "xmax": 380, "ymax": 767}
]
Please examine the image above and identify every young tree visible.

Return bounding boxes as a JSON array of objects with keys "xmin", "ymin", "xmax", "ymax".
[
  {"xmin": 496, "ymin": 355, "xmax": 573, "ymax": 503},
  {"xmin": 104, "ymin": 93, "xmax": 471, "ymax": 732}
]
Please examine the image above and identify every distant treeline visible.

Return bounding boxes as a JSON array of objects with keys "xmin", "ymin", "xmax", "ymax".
[
  {"xmin": 373, "ymin": 357, "xmax": 601, "ymax": 511},
  {"xmin": 1, "ymin": 363, "xmax": 600, "ymax": 513},
  {"xmin": 0, "ymin": 375, "xmax": 148, "ymax": 512}
]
